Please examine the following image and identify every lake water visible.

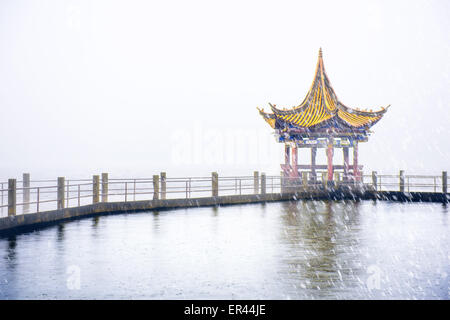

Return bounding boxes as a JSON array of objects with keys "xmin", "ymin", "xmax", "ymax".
[{"xmin": 0, "ymin": 200, "xmax": 449, "ymax": 299}]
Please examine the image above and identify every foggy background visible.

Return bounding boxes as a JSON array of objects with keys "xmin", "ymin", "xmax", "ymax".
[{"xmin": 0, "ymin": 0, "xmax": 449, "ymax": 180}]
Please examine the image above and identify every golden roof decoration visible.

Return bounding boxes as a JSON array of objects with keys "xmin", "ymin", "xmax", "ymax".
[{"xmin": 258, "ymin": 48, "xmax": 389, "ymax": 129}]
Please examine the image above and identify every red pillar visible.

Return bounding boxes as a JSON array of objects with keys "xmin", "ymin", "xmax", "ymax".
[
  {"xmin": 311, "ymin": 147, "xmax": 317, "ymax": 181},
  {"xmin": 282, "ymin": 144, "xmax": 291, "ymax": 178},
  {"xmin": 327, "ymin": 142, "xmax": 334, "ymax": 181},
  {"xmin": 353, "ymin": 142, "xmax": 359, "ymax": 181},
  {"xmin": 343, "ymin": 147, "xmax": 349, "ymax": 181},
  {"xmin": 285, "ymin": 144, "xmax": 290, "ymax": 166},
  {"xmin": 292, "ymin": 145, "xmax": 299, "ymax": 178}
]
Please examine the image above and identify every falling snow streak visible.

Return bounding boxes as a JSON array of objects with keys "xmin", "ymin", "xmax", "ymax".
[{"xmin": 0, "ymin": 200, "xmax": 448, "ymax": 299}]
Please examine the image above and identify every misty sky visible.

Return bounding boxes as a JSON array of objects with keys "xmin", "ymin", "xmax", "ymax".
[{"xmin": 0, "ymin": 0, "xmax": 449, "ymax": 180}]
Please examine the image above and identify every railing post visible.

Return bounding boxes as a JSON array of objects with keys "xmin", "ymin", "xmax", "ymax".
[
  {"xmin": 160, "ymin": 172, "xmax": 166, "ymax": 200},
  {"xmin": 66, "ymin": 179, "xmax": 70, "ymax": 207},
  {"xmin": 322, "ymin": 172, "xmax": 327, "ymax": 189},
  {"xmin": 23, "ymin": 173, "xmax": 30, "ymax": 213},
  {"xmin": 399, "ymin": 170, "xmax": 405, "ymax": 192},
  {"xmin": 1, "ymin": 183, "xmax": 3, "ymax": 213},
  {"xmin": 334, "ymin": 172, "xmax": 340, "ymax": 187},
  {"xmin": 92, "ymin": 175, "xmax": 100, "ymax": 204},
  {"xmin": 57, "ymin": 177, "xmax": 65, "ymax": 209},
  {"xmin": 302, "ymin": 172, "xmax": 308, "ymax": 189},
  {"xmin": 8, "ymin": 179, "xmax": 16, "ymax": 216},
  {"xmin": 101, "ymin": 173, "xmax": 108, "ymax": 202},
  {"xmin": 37, "ymin": 187, "xmax": 40, "ymax": 213},
  {"xmin": 212, "ymin": 172, "xmax": 218, "ymax": 197},
  {"xmin": 254, "ymin": 171, "xmax": 259, "ymax": 194},
  {"xmin": 280, "ymin": 171, "xmax": 284, "ymax": 193},
  {"xmin": 443, "ymin": 171, "xmax": 448, "ymax": 194},
  {"xmin": 153, "ymin": 175, "xmax": 159, "ymax": 200},
  {"xmin": 372, "ymin": 171, "xmax": 378, "ymax": 191},
  {"xmin": 260, "ymin": 173, "xmax": 266, "ymax": 195}
]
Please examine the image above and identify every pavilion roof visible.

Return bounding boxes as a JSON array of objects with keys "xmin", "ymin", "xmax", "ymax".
[{"xmin": 258, "ymin": 48, "xmax": 389, "ymax": 130}]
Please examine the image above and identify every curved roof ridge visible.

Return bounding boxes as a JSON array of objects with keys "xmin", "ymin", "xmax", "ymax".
[
  {"xmin": 271, "ymin": 49, "xmax": 334, "ymax": 116},
  {"xmin": 319, "ymin": 53, "xmax": 338, "ymax": 115},
  {"xmin": 321, "ymin": 59, "xmax": 339, "ymax": 103},
  {"xmin": 337, "ymin": 101, "xmax": 390, "ymax": 117},
  {"xmin": 293, "ymin": 49, "xmax": 323, "ymax": 110}
]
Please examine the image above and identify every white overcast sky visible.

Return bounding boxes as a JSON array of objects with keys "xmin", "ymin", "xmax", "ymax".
[{"xmin": 0, "ymin": 0, "xmax": 449, "ymax": 179}]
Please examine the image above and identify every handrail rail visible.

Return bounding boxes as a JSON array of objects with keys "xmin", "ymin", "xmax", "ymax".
[{"xmin": 1, "ymin": 171, "xmax": 448, "ymax": 217}]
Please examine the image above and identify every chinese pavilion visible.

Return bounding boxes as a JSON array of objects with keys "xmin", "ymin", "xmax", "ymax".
[{"xmin": 258, "ymin": 49, "xmax": 389, "ymax": 184}]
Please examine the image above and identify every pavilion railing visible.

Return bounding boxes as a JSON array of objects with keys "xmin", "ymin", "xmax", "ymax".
[{"xmin": 0, "ymin": 170, "xmax": 448, "ymax": 218}]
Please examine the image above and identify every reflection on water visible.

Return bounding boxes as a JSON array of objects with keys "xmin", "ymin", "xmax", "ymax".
[
  {"xmin": 278, "ymin": 201, "xmax": 379, "ymax": 298},
  {"xmin": 4, "ymin": 236, "xmax": 17, "ymax": 271},
  {"xmin": 0, "ymin": 200, "xmax": 448, "ymax": 299}
]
